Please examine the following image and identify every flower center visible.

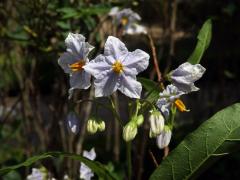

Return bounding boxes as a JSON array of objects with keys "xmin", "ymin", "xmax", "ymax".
[
  {"xmin": 121, "ymin": 17, "xmax": 128, "ymax": 26},
  {"xmin": 69, "ymin": 60, "xmax": 85, "ymax": 72},
  {"xmin": 112, "ymin": 60, "xmax": 124, "ymax": 74},
  {"xmin": 174, "ymin": 99, "xmax": 189, "ymax": 112}
]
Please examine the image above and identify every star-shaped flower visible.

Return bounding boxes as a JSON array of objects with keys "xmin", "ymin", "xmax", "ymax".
[
  {"xmin": 58, "ymin": 33, "xmax": 94, "ymax": 98},
  {"xmin": 156, "ymin": 84, "xmax": 188, "ymax": 118},
  {"xmin": 84, "ymin": 36, "xmax": 149, "ymax": 98},
  {"xmin": 169, "ymin": 62, "xmax": 206, "ymax": 93}
]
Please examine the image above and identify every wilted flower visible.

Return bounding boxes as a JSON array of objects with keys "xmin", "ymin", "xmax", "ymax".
[
  {"xmin": 80, "ymin": 148, "xmax": 96, "ymax": 180},
  {"xmin": 66, "ymin": 112, "xmax": 79, "ymax": 134},
  {"xmin": 149, "ymin": 110, "xmax": 164, "ymax": 138},
  {"xmin": 169, "ymin": 62, "xmax": 206, "ymax": 93},
  {"xmin": 156, "ymin": 84, "xmax": 188, "ymax": 117},
  {"xmin": 123, "ymin": 23, "xmax": 147, "ymax": 35},
  {"xmin": 84, "ymin": 36, "xmax": 149, "ymax": 98},
  {"xmin": 58, "ymin": 33, "xmax": 94, "ymax": 98},
  {"xmin": 123, "ymin": 121, "xmax": 138, "ymax": 141},
  {"xmin": 156, "ymin": 125, "xmax": 172, "ymax": 149},
  {"xmin": 109, "ymin": 8, "xmax": 141, "ymax": 27},
  {"xmin": 27, "ymin": 168, "xmax": 46, "ymax": 180}
]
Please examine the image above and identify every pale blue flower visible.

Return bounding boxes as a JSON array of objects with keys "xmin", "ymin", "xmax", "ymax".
[
  {"xmin": 58, "ymin": 33, "xmax": 94, "ymax": 98},
  {"xmin": 27, "ymin": 168, "xmax": 45, "ymax": 180},
  {"xmin": 170, "ymin": 62, "xmax": 206, "ymax": 93},
  {"xmin": 156, "ymin": 84, "xmax": 185, "ymax": 117},
  {"xmin": 66, "ymin": 112, "xmax": 79, "ymax": 134},
  {"xmin": 156, "ymin": 125, "xmax": 172, "ymax": 149},
  {"xmin": 84, "ymin": 36, "xmax": 149, "ymax": 98},
  {"xmin": 80, "ymin": 148, "xmax": 96, "ymax": 180},
  {"xmin": 111, "ymin": 8, "xmax": 141, "ymax": 27}
]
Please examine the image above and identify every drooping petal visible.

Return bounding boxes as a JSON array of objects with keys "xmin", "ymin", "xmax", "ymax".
[
  {"xmin": 69, "ymin": 71, "xmax": 91, "ymax": 90},
  {"xmin": 123, "ymin": 23, "xmax": 147, "ymax": 35},
  {"xmin": 83, "ymin": 55, "xmax": 112, "ymax": 79},
  {"xmin": 118, "ymin": 74, "xmax": 142, "ymax": 98},
  {"xmin": 94, "ymin": 72, "xmax": 119, "ymax": 97},
  {"xmin": 58, "ymin": 52, "xmax": 78, "ymax": 74},
  {"xmin": 104, "ymin": 36, "xmax": 128, "ymax": 60},
  {"xmin": 170, "ymin": 62, "xmax": 206, "ymax": 92},
  {"xmin": 156, "ymin": 98, "xmax": 171, "ymax": 118},
  {"xmin": 80, "ymin": 148, "xmax": 96, "ymax": 180},
  {"xmin": 122, "ymin": 49, "xmax": 150, "ymax": 75},
  {"xmin": 156, "ymin": 127, "xmax": 172, "ymax": 149}
]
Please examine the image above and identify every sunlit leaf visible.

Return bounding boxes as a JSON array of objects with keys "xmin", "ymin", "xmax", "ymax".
[
  {"xmin": 188, "ymin": 19, "xmax": 212, "ymax": 64},
  {"xmin": 150, "ymin": 103, "xmax": 240, "ymax": 180}
]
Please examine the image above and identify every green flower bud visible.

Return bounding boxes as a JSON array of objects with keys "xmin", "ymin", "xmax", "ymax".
[
  {"xmin": 136, "ymin": 114, "xmax": 144, "ymax": 127},
  {"xmin": 97, "ymin": 120, "xmax": 105, "ymax": 132},
  {"xmin": 87, "ymin": 118, "xmax": 98, "ymax": 134},
  {"xmin": 123, "ymin": 122, "xmax": 137, "ymax": 142},
  {"xmin": 149, "ymin": 110, "xmax": 164, "ymax": 138}
]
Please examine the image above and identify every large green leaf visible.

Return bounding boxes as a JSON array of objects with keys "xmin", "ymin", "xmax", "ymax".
[
  {"xmin": 188, "ymin": 19, "xmax": 212, "ymax": 64},
  {"xmin": 150, "ymin": 103, "xmax": 240, "ymax": 180},
  {"xmin": 0, "ymin": 152, "xmax": 116, "ymax": 180}
]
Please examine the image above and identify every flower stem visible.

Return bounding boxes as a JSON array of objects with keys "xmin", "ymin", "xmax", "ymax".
[{"xmin": 127, "ymin": 141, "xmax": 132, "ymax": 179}]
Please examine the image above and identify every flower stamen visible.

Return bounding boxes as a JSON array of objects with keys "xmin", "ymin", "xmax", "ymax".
[
  {"xmin": 69, "ymin": 60, "xmax": 85, "ymax": 72},
  {"xmin": 112, "ymin": 60, "xmax": 124, "ymax": 74},
  {"xmin": 121, "ymin": 17, "xmax": 128, "ymax": 26},
  {"xmin": 174, "ymin": 99, "xmax": 189, "ymax": 112}
]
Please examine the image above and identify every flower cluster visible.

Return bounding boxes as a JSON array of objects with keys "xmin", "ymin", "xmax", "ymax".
[{"xmin": 59, "ymin": 33, "xmax": 150, "ymax": 99}]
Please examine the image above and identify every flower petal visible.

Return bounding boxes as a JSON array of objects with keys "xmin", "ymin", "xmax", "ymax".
[
  {"xmin": 83, "ymin": 55, "xmax": 112, "ymax": 79},
  {"xmin": 58, "ymin": 52, "xmax": 78, "ymax": 74},
  {"xmin": 156, "ymin": 98, "xmax": 171, "ymax": 118},
  {"xmin": 68, "ymin": 70, "xmax": 91, "ymax": 99},
  {"xmin": 156, "ymin": 128, "xmax": 172, "ymax": 149},
  {"xmin": 65, "ymin": 33, "xmax": 94, "ymax": 59},
  {"xmin": 94, "ymin": 72, "xmax": 119, "ymax": 97},
  {"xmin": 118, "ymin": 74, "xmax": 142, "ymax": 98},
  {"xmin": 122, "ymin": 49, "xmax": 149, "ymax": 75},
  {"xmin": 104, "ymin": 36, "xmax": 128, "ymax": 60}
]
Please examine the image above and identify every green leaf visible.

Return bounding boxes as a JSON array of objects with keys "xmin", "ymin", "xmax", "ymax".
[
  {"xmin": 138, "ymin": 77, "xmax": 161, "ymax": 103},
  {"xmin": 0, "ymin": 152, "xmax": 116, "ymax": 180},
  {"xmin": 188, "ymin": 19, "xmax": 212, "ymax": 64},
  {"xmin": 150, "ymin": 103, "xmax": 240, "ymax": 180}
]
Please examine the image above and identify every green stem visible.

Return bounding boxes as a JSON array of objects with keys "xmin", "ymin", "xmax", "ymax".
[
  {"xmin": 109, "ymin": 96, "xmax": 123, "ymax": 126},
  {"xmin": 127, "ymin": 141, "xmax": 132, "ymax": 179}
]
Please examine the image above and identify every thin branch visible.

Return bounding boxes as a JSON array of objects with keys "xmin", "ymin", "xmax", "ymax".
[
  {"xmin": 149, "ymin": 150, "xmax": 159, "ymax": 168},
  {"xmin": 147, "ymin": 34, "xmax": 162, "ymax": 82}
]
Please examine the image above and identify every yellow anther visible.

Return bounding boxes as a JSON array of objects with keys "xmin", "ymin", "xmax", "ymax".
[
  {"xmin": 112, "ymin": 60, "xmax": 124, "ymax": 74},
  {"xmin": 69, "ymin": 60, "xmax": 85, "ymax": 72},
  {"xmin": 174, "ymin": 99, "xmax": 189, "ymax": 112},
  {"xmin": 121, "ymin": 17, "xmax": 128, "ymax": 26}
]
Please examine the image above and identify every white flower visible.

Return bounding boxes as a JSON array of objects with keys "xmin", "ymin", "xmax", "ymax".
[
  {"xmin": 84, "ymin": 36, "xmax": 149, "ymax": 98},
  {"xmin": 156, "ymin": 126, "xmax": 172, "ymax": 149},
  {"xmin": 123, "ymin": 23, "xmax": 147, "ymax": 35},
  {"xmin": 108, "ymin": 7, "xmax": 119, "ymax": 16},
  {"xmin": 149, "ymin": 110, "xmax": 164, "ymax": 137},
  {"xmin": 80, "ymin": 148, "xmax": 96, "ymax": 180},
  {"xmin": 58, "ymin": 33, "xmax": 94, "ymax": 98},
  {"xmin": 169, "ymin": 62, "xmax": 206, "ymax": 93},
  {"xmin": 156, "ymin": 84, "xmax": 187, "ymax": 117},
  {"xmin": 27, "ymin": 168, "xmax": 45, "ymax": 180},
  {"xmin": 111, "ymin": 8, "xmax": 141, "ymax": 27},
  {"xmin": 66, "ymin": 112, "xmax": 79, "ymax": 134}
]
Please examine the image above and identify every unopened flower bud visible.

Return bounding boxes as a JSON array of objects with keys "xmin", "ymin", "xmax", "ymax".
[
  {"xmin": 149, "ymin": 110, "xmax": 164, "ymax": 137},
  {"xmin": 136, "ymin": 115, "xmax": 144, "ymax": 127},
  {"xmin": 97, "ymin": 120, "xmax": 106, "ymax": 132},
  {"xmin": 87, "ymin": 119, "xmax": 98, "ymax": 134},
  {"xmin": 123, "ymin": 122, "xmax": 137, "ymax": 142},
  {"xmin": 156, "ymin": 125, "xmax": 172, "ymax": 149}
]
